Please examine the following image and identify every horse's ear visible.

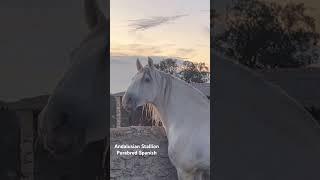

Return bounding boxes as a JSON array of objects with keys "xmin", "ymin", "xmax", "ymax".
[
  {"xmin": 136, "ymin": 58, "xmax": 143, "ymax": 72},
  {"xmin": 148, "ymin": 57, "xmax": 154, "ymax": 69}
]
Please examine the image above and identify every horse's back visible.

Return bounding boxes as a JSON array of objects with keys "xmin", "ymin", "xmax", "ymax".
[{"xmin": 213, "ymin": 53, "xmax": 320, "ymax": 179}]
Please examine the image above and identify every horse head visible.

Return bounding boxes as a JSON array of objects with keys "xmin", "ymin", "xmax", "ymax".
[
  {"xmin": 37, "ymin": 0, "xmax": 107, "ymax": 159},
  {"xmin": 122, "ymin": 57, "xmax": 163, "ymax": 112}
]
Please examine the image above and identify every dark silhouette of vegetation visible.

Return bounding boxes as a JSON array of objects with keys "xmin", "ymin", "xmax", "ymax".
[
  {"xmin": 154, "ymin": 58, "xmax": 178, "ymax": 75},
  {"xmin": 215, "ymin": 0, "xmax": 320, "ymax": 69},
  {"xmin": 179, "ymin": 61, "xmax": 210, "ymax": 83},
  {"xmin": 211, "ymin": 9, "xmax": 219, "ymax": 30},
  {"xmin": 154, "ymin": 58, "xmax": 210, "ymax": 83}
]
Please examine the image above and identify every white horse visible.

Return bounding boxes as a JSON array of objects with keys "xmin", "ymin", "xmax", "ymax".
[
  {"xmin": 122, "ymin": 57, "xmax": 210, "ymax": 180},
  {"xmin": 37, "ymin": 0, "xmax": 107, "ymax": 158}
]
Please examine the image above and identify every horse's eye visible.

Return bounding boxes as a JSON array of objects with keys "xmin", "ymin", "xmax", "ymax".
[{"xmin": 145, "ymin": 77, "xmax": 151, "ymax": 82}]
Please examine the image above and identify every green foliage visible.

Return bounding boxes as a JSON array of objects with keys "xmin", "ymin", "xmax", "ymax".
[{"xmin": 215, "ymin": 0, "xmax": 320, "ymax": 69}]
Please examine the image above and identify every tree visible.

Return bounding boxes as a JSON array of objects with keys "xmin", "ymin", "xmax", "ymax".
[
  {"xmin": 154, "ymin": 58, "xmax": 178, "ymax": 75},
  {"xmin": 216, "ymin": 0, "xmax": 320, "ymax": 69},
  {"xmin": 179, "ymin": 61, "xmax": 210, "ymax": 83},
  {"xmin": 154, "ymin": 59, "xmax": 210, "ymax": 83}
]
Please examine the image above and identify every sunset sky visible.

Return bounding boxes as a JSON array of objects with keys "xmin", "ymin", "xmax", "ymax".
[
  {"xmin": 110, "ymin": 0, "xmax": 210, "ymax": 65},
  {"xmin": 1, "ymin": 0, "xmax": 320, "ymax": 100}
]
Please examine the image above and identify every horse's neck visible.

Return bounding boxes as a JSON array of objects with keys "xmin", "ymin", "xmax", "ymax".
[
  {"xmin": 154, "ymin": 78, "xmax": 209, "ymax": 135},
  {"xmin": 56, "ymin": 30, "xmax": 106, "ymax": 93}
]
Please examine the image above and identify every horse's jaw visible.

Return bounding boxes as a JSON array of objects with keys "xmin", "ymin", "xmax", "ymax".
[
  {"xmin": 43, "ymin": 133, "xmax": 85, "ymax": 160},
  {"xmin": 122, "ymin": 95, "xmax": 147, "ymax": 112},
  {"xmin": 122, "ymin": 103, "xmax": 141, "ymax": 113}
]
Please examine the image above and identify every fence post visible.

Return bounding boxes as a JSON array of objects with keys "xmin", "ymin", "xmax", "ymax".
[
  {"xmin": 115, "ymin": 96, "xmax": 122, "ymax": 127},
  {"xmin": 16, "ymin": 110, "xmax": 34, "ymax": 180}
]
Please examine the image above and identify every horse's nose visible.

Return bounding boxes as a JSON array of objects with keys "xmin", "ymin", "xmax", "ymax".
[
  {"xmin": 122, "ymin": 93, "xmax": 131, "ymax": 103},
  {"xmin": 122, "ymin": 93, "xmax": 135, "ymax": 111},
  {"xmin": 127, "ymin": 96, "xmax": 133, "ymax": 103}
]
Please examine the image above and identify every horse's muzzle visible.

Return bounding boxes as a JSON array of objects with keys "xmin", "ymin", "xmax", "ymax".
[{"xmin": 122, "ymin": 93, "xmax": 137, "ymax": 112}]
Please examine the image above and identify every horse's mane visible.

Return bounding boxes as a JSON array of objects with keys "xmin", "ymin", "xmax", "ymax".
[
  {"xmin": 140, "ymin": 66, "xmax": 173, "ymax": 125},
  {"xmin": 154, "ymin": 67, "xmax": 209, "ymax": 103},
  {"xmin": 142, "ymin": 66, "xmax": 209, "ymax": 125}
]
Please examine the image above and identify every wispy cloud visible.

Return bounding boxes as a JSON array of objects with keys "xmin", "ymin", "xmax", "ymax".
[
  {"xmin": 128, "ymin": 14, "xmax": 188, "ymax": 31},
  {"xmin": 111, "ymin": 43, "xmax": 200, "ymax": 61},
  {"xmin": 176, "ymin": 48, "xmax": 195, "ymax": 55},
  {"xmin": 111, "ymin": 43, "xmax": 164, "ymax": 56}
]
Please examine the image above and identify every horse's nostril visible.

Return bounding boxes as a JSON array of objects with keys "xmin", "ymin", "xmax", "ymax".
[{"xmin": 128, "ymin": 96, "xmax": 132, "ymax": 102}]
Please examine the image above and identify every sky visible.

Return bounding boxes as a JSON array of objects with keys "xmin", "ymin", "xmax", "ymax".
[
  {"xmin": 110, "ymin": 0, "xmax": 210, "ymax": 62},
  {"xmin": 110, "ymin": 0, "xmax": 210, "ymax": 93},
  {"xmin": 0, "ymin": 0, "xmax": 319, "ymax": 100}
]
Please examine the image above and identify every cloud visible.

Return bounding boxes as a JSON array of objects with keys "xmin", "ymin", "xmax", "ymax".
[
  {"xmin": 111, "ymin": 44, "xmax": 164, "ymax": 56},
  {"xmin": 128, "ymin": 14, "xmax": 188, "ymax": 31},
  {"xmin": 176, "ymin": 48, "xmax": 195, "ymax": 54},
  {"xmin": 111, "ymin": 43, "xmax": 200, "ymax": 61},
  {"xmin": 171, "ymin": 48, "xmax": 197, "ymax": 60}
]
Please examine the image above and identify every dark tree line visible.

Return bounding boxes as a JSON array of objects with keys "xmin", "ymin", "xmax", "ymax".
[
  {"xmin": 154, "ymin": 58, "xmax": 210, "ymax": 83},
  {"xmin": 214, "ymin": 0, "xmax": 320, "ymax": 69}
]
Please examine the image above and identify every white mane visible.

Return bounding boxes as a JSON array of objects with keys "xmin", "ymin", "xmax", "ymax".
[{"xmin": 141, "ymin": 66, "xmax": 209, "ymax": 126}]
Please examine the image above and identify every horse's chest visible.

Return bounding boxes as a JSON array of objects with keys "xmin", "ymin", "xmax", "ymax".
[{"xmin": 167, "ymin": 135, "xmax": 207, "ymax": 171}]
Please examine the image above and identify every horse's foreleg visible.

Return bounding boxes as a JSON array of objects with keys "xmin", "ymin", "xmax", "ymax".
[
  {"xmin": 203, "ymin": 170, "xmax": 210, "ymax": 180},
  {"xmin": 177, "ymin": 168, "xmax": 195, "ymax": 180},
  {"xmin": 196, "ymin": 171, "xmax": 203, "ymax": 180},
  {"xmin": 196, "ymin": 171, "xmax": 211, "ymax": 180},
  {"xmin": 177, "ymin": 169, "xmax": 210, "ymax": 180}
]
